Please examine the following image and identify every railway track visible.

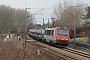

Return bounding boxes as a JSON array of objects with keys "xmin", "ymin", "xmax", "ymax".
[
  {"xmin": 62, "ymin": 47, "xmax": 90, "ymax": 58},
  {"xmin": 27, "ymin": 40, "xmax": 66, "ymax": 60},
  {"xmin": 33, "ymin": 41, "xmax": 90, "ymax": 60},
  {"xmin": 27, "ymin": 35, "xmax": 90, "ymax": 60},
  {"xmin": 41, "ymin": 47, "xmax": 76, "ymax": 60}
]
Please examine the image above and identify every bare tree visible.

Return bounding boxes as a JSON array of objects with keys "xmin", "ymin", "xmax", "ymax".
[
  {"xmin": 53, "ymin": 0, "xmax": 86, "ymax": 29},
  {"xmin": 0, "ymin": 5, "xmax": 35, "ymax": 34}
]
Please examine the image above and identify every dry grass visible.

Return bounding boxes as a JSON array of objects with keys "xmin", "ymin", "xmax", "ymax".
[{"xmin": 0, "ymin": 35, "xmax": 61, "ymax": 60}]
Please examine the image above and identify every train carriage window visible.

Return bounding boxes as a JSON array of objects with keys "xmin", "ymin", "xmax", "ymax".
[
  {"xmin": 45, "ymin": 30, "xmax": 47, "ymax": 35},
  {"xmin": 47, "ymin": 30, "xmax": 51, "ymax": 35},
  {"xmin": 45, "ymin": 30, "xmax": 50, "ymax": 35},
  {"xmin": 51, "ymin": 30, "xmax": 54, "ymax": 36},
  {"xmin": 45, "ymin": 30, "xmax": 54, "ymax": 36}
]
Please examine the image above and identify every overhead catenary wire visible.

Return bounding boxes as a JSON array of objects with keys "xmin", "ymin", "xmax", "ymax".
[
  {"xmin": 55, "ymin": 3, "xmax": 89, "ymax": 18},
  {"xmin": 32, "ymin": 3, "xmax": 89, "ymax": 25},
  {"xmin": 59, "ymin": 5, "xmax": 75, "ymax": 18},
  {"xmin": 26, "ymin": 0, "xmax": 90, "ymax": 16},
  {"xmin": 32, "ymin": 0, "xmax": 75, "ymax": 14},
  {"xmin": 33, "ymin": 2, "xmax": 89, "ymax": 16},
  {"xmin": 28, "ymin": 1, "xmax": 90, "ymax": 21}
]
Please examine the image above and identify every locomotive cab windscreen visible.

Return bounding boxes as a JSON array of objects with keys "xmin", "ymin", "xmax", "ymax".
[{"xmin": 57, "ymin": 29, "xmax": 68, "ymax": 36}]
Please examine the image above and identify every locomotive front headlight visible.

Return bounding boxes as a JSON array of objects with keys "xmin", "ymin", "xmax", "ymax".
[
  {"xmin": 66, "ymin": 39, "xmax": 68, "ymax": 40},
  {"xmin": 57, "ymin": 38, "xmax": 59, "ymax": 39}
]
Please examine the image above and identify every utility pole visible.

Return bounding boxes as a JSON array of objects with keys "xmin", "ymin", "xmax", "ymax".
[
  {"xmin": 24, "ymin": 7, "xmax": 30, "ymax": 47},
  {"xmin": 48, "ymin": 18, "xmax": 49, "ymax": 27},
  {"xmin": 43, "ymin": 18, "xmax": 44, "ymax": 29},
  {"xmin": 53, "ymin": 19, "xmax": 54, "ymax": 27},
  {"xmin": 74, "ymin": 6, "xmax": 76, "ymax": 49},
  {"xmin": 24, "ymin": 7, "xmax": 27, "ymax": 47},
  {"xmin": 51, "ymin": 18, "xmax": 55, "ymax": 27}
]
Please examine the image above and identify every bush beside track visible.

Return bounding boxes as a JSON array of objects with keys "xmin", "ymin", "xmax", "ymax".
[{"xmin": 69, "ymin": 39, "xmax": 90, "ymax": 49}]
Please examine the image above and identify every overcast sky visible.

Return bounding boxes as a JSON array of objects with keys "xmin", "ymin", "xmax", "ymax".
[{"xmin": 0, "ymin": 0, "xmax": 90, "ymax": 24}]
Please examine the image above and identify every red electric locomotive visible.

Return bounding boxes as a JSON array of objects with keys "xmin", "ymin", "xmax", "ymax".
[{"xmin": 43, "ymin": 26, "xmax": 70, "ymax": 46}]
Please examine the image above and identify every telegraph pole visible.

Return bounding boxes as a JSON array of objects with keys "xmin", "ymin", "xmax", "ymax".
[
  {"xmin": 25, "ymin": 7, "xmax": 31, "ymax": 46},
  {"xmin": 25, "ymin": 7, "xmax": 27, "ymax": 47},
  {"xmin": 74, "ymin": 6, "xmax": 76, "ymax": 49},
  {"xmin": 48, "ymin": 18, "xmax": 49, "ymax": 27},
  {"xmin": 51, "ymin": 18, "xmax": 55, "ymax": 27},
  {"xmin": 43, "ymin": 18, "xmax": 44, "ymax": 29}
]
